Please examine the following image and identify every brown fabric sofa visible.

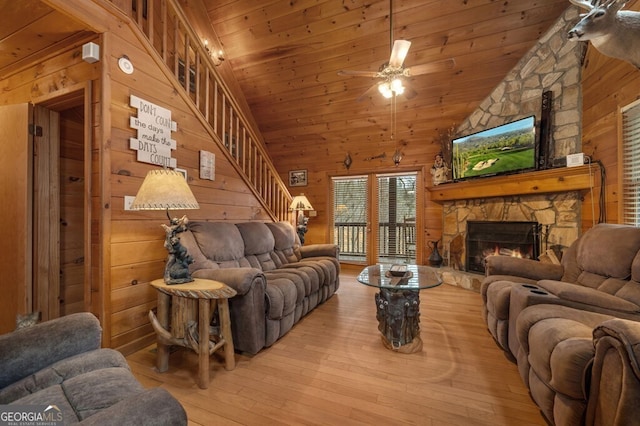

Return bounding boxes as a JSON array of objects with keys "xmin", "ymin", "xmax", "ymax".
[
  {"xmin": 180, "ymin": 221, "xmax": 340, "ymax": 354},
  {"xmin": 481, "ymin": 223, "xmax": 640, "ymax": 425}
]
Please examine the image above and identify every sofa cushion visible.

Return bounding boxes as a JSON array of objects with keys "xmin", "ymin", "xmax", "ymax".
[
  {"xmin": 576, "ymin": 224, "xmax": 640, "ymax": 280},
  {"xmin": 189, "ymin": 222, "xmax": 245, "ymax": 262},
  {"xmin": 11, "ymin": 367, "xmax": 144, "ymax": 422},
  {"xmin": 236, "ymin": 222, "xmax": 275, "ymax": 255},
  {"xmin": 245, "ymin": 252, "xmax": 277, "ymax": 271},
  {"xmin": 0, "ymin": 349, "xmax": 128, "ymax": 404},
  {"xmin": 266, "ymin": 222, "xmax": 298, "ymax": 251}
]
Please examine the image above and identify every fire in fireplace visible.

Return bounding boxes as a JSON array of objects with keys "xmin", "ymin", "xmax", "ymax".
[{"xmin": 466, "ymin": 221, "xmax": 540, "ymax": 273}]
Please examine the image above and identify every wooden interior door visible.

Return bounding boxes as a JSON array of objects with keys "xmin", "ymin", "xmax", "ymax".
[
  {"xmin": 32, "ymin": 105, "xmax": 61, "ymax": 321},
  {"xmin": 0, "ymin": 104, "xmax": 33, "ymax": 333},
  {"xmin": 0, "ymin": 104, "xmax": 62, "ymax": 333}
]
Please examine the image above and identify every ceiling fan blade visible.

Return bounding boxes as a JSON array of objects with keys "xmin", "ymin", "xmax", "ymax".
[
  {"xmin": 357, "ymin": 82, "xmax": 381, "ymax": 102},
  {"xmin": 405, "ymin": 58, "xmax": 456, "ymax": 76},
  {"xmin": 403, "ymin": 84, "xmax": 418, "ymax": 100},
  {"xmin": 388, "ymin": 40, "xmax": 411, "ymax": 68},
  {"xmin": 337, "ymin": 70, "xmax": 379, "ymax": 78}
]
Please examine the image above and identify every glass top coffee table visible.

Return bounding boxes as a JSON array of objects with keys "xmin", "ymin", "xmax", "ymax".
[{"xmin": 357, "ymin": 264, "xmax": 442, "ymax": 353}]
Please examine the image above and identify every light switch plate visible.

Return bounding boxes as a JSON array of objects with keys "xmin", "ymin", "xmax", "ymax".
[{"xmin": 124, "ymin": 195, "xmax": 135, "ymax": 211}]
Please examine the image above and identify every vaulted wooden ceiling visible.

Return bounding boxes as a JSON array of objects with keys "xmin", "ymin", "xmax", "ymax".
[
  {"xmin": 203, "ymin": 0, "xmax": 574, "ymax": 170},
  {"xmin": 1, "ymin": 0, "xmax": 575, "ymax": 174}
]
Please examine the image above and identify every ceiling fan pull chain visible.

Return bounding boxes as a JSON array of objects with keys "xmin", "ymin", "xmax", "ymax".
[{"xmin": 389, "ymin": 0, "xmax": 394, "ymax": 55}]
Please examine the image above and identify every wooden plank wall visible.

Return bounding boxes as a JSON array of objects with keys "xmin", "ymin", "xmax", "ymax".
[
  {"xmin": 580, "ymin": 1, "xmax": 640, "ymax": 226},
  {"xmin": 0, "ymin": 4, "xmax": 275, "ymax": 351},
  {"xmin": 105, "ymin": 19, "xmax": 273, "ymax": 354}
]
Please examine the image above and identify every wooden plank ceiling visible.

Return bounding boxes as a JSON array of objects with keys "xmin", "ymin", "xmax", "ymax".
[
  {"xmin": 204, "ymin": 0, "xmax": 573, "ymax": 171},
  {"xmin": 1, "ymin": 0, "xmax": 575, "ymax": 174},
  {"xmin": 0, "ymin": 0, "xmax": 93, "ymax": 77}
]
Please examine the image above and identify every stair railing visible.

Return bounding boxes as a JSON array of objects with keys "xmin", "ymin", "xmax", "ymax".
[{"xmin": 117, "ymin": 0, "xmax": 292, "ymax": 221}]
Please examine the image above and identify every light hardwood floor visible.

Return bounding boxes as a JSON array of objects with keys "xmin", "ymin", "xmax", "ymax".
[{"xmin": 127, "ymin": 267, "xmax": 544, "ymax": 425}]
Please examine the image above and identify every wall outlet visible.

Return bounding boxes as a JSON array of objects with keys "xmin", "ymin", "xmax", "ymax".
[
  {"xmin": 566, "ymin": 153, "xmax": 584, "ymax": 168},
  {"xmin": 124, "ymin": 195, "xmax": 135, "ymax": 211}
]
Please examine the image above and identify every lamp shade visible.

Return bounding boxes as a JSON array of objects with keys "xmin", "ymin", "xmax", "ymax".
[
  {"xmin": 130, "ymin": 169, "xmax": 199, "ymax": 210},
  {"xmin": 290, "ymin": 194, "xmax": 313, "ymax": 211}
]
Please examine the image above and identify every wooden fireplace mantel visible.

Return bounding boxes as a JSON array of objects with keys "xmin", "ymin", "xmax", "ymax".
[{"xmin": 427, "ymin": 164, "xmax": 598, "ymax": 202}]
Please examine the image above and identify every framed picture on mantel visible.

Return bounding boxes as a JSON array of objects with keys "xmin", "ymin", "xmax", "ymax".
[{"xmin": 289, "ymin": 169, "xmax": 307, "ymax": 187}]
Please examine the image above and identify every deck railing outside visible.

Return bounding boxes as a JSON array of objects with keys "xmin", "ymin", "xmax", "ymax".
[
  {"xmin": 334, "ymin": 222, "xmax": 416, "ymax": 262},
  {"xmin": 118, "ymin": 0, "xmax": 291, "ymax": 221}
]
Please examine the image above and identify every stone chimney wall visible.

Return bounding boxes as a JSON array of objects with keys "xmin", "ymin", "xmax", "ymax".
[
  {"xmin": 440, "ymin": 7, "xmax": 588, "ymax": 271},
  {"xmin": 455, "ymin": 7, "xmax": 586, "ymax": 160}
]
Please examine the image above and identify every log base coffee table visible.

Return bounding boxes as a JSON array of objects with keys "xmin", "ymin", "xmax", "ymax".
[{"xmin": 357, "ymin": 264, "xmax": 442, "ymax": 354}]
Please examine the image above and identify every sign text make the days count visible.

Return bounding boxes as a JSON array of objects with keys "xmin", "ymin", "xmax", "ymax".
[{"xmin": 129, "ymin": 95, "xmax": 178, "ymax": 168}]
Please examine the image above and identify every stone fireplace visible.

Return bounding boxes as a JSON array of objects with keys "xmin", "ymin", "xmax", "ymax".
[
  {"xmin": 466, "ymin": 220, "xmax": 540, "ymax": 274},
  {"xmin": 441, "ymin": 191, "xmax": 582, "ymax": 273}
]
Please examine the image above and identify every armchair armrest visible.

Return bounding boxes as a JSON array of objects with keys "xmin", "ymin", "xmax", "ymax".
[
  {"xmin": 537, "ymin": 280, "xmax": 640, "ymax": 314},
  {"xmin": 192, "ymin": 267, "xmax": 265, "ymax": 296},
  {"xmin": 484, "ymin": 255, "xmax": 564, "ymax": 281},
  {"xmin": 193, "ymin": 267, "xmax": 267, "ymax": 354},
  {"xmin": 300, "ymin": 243, "xmax": 339, "ymax": 259},
  {"xmin": 593, "ymin": 318, "xmax": 640, "ymax": 378},
  {"xmin": 593, "ymin": 318, "xmax": 640, "ymax": 380},
  {"xmin": 79, "ymin": 388, "xmax": 187, "ymax": 425},
  {"xmin": 0, "ymin": 312, "xmax": 102, "ymax": 389},
  {"xmin": 587, "ymin": 318, "xmax": 640, "ymax": 425}
]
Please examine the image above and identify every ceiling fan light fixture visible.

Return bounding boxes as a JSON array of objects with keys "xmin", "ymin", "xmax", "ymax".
[
  {"xmin": 391, "ymin": 78, "xmax": 404, "ymax": 92},
  {"xmin": 378, "ymin": 82, "xmax": 393, "ymax": 98}
]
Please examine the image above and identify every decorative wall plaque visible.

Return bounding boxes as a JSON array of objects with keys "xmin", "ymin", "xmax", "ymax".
[{"xmin": 129, "ymin": 95, "xmax": 177, "ymax": 168}]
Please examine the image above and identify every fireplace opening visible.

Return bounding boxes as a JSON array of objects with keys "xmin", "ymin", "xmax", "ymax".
[{"xmin": 466, "ymin": 221, "xmax": 540, "ymax": 273}]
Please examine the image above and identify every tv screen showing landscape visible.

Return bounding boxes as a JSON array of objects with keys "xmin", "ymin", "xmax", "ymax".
[{"xmin": 451, "ymin": 115, "xmax": 537, "ymax": 181}]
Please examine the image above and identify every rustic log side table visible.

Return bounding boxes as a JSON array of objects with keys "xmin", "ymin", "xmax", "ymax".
[
  {"xmin": 149, "ymin": 278, "xmax": 237, "ymax": 389},
  {"xmin": 357, "ymin": 264, "xmax": 442, "ymax": 353}
]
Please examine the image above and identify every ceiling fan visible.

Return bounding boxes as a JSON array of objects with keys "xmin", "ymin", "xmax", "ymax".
[{"xmin": 338, "ymin": 0, "xmax": 455, "ymax": 101}]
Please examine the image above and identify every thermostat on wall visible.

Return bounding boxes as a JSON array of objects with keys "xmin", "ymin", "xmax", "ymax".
[{"xmin": 566, "ymin": 153, "xmax": 585, "ymax": 167}]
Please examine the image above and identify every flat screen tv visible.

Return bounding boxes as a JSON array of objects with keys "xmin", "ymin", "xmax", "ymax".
[{"xmin": 451, "ymin": 115, "xmax": 538, "ymax": 181}]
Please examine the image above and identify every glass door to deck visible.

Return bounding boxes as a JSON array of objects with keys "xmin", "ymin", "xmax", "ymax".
[{"xmin": 332, "ymin": 172, "xmax": 417, "ymax": 265}]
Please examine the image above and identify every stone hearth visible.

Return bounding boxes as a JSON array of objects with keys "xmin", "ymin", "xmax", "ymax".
[{"xmin": 440, "ymin": 191, "xmax": 581, "ymax": 275}]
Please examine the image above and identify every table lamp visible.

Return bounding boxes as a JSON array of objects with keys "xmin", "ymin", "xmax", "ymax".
[
  {"xmin": 130, "ymin": 169, "xmax": 200, "ymax": 284},
  {"xmin": 290, "ymin": 194, "xmax": 314, "ymax": 245}
]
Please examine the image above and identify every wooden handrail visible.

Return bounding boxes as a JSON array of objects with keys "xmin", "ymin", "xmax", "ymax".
[{"xmin": 116, "ymin": 0, "xmax": 292, "ymax": 221}]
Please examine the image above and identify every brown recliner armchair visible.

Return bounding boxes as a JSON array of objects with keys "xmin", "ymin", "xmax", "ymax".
[
  {"xmin": 515, "ymin": 305, "xmax": 640, "ymax": 426},
  {"xmin": 481, "ymin": 223, "xmax": 640, "ymax": 358}
]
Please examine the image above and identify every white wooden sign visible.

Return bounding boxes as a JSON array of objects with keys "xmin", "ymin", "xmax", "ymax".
[{"xmin": 129, "ymin": 95, "xmax": 178, "ymax": 168}]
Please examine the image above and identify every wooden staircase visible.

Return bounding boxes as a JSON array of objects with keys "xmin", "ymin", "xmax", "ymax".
[{"xmin": 116, "ymin": 0, "xmax": 292, "ymax": 221}]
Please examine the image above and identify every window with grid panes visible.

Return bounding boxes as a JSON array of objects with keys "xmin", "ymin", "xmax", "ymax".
[{"xmin": 622, "ymin": 100, "xmax": 640, "ymax": 226}]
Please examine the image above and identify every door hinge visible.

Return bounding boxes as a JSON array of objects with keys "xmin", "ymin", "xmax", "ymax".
[{"xmin": 29, "ymin": 124, "xmax": 43, "ymax": 136}]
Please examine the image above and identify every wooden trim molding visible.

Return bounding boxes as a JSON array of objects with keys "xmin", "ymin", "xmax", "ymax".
[{"xmin": 426, "ymin": 164, "xmax": 598, "ymax": 202}]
